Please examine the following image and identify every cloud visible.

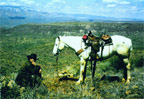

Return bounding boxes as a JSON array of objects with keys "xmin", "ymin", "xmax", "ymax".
[
  {"xmin": 0, "ymin": 2, "xmax": 7, "ymax": 5},
  {"xmin": 0, "ymin": 2, "xmax": 20, "ymax": 6},
  {"xmin": 102, "ymin": 0, "xmax": 117, "ymax": 3},
  {"xmin": 136, "ymin": 0, "xmax": 144, "ymax": 1},
  {"xmin": 41, "ymin": 0, "xmax": 67, "ymax": 13},
  {"xmin": 130, "ymin": 6, "xmax": 138, "ymax": 12},
  {"xmin": 102, "ymin": 0, "xmax": 130, "ymax": 5},
  {"xmin": 106, "ymin": 4, "xmax": 116, "ymax": 7},
  {"xmin": 7, "ymin": 0, "xmax": 16, "ymax": 1},
  {"xmin": 51, "ymin": 0, "xmax": 66, "ymax": 4},
  {"xmin": 20, "ymin": 0, "xmax": 35, "ymax": 4},
  {"xmin": 119, "ymin": 1, "xmax": 130, "ymax": 4}
]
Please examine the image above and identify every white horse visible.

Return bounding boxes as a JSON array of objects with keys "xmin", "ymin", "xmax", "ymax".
[{"xmin": 53, "ymin": 35, "xmax": 133, "ymax": 84}]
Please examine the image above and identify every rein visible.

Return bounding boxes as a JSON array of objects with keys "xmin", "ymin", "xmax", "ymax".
[{"xmin": 56, "ymin": 54, "xmax": 59, "ymax": 77}]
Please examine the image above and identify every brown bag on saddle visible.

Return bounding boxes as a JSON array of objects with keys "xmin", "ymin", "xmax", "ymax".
[
  {"xmin": 101, "ymin": 34, "xmax": 112, "ymax": 44},
  {"xmin": 89, "ymin": 37, "xmax": 100, "ymax": 52}
]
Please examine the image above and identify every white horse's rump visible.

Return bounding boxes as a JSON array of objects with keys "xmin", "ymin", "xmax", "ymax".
[
  {"xmin": 53, "ymin": 35, "xmax": 133, "ymax": 84},
  {"xmin": 97, "ymin": 35, "xmax": 132, "ymax": 59}
]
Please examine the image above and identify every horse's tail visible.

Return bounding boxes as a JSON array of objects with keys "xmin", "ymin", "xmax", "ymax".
[
  {"xmin": 130, "ymin": 45, "xmax": 133, "ymax": 52},
  {"xmin": 128, "ymin": 39, "xmax": 133, "ymax": 58},
  {"xmin": 129, "ymin": 39, "xmax": 133, "ymax": 52}
]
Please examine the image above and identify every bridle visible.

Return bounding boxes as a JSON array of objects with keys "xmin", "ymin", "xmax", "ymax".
[
  {"xmin": 55, "ymin": 36, "xmax": 61, "ymax": 56},
  {"xmin": 55, "ymin": 36, "xmax": 61, "ymax": 76}
]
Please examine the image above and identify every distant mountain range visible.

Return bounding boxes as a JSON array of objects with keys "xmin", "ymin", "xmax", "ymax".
[{"xmin": 0, "ymin": 5, "xmax": 144, "ymax": 28}]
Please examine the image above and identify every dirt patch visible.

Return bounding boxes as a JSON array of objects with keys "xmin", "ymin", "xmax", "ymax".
[{"xmin": 43, "ymin": 74, "xmax": 78, "ymax": 95}]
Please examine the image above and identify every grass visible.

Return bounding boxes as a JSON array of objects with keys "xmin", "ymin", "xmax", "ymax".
[{"xmin": 0, "ymin": 22, "xmax": 144, "ymax": 98}]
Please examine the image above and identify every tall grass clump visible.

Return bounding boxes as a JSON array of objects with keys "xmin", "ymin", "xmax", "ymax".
[{"xmin": 130, "ymin": 50, "xmax": 144, "ymax": 68}]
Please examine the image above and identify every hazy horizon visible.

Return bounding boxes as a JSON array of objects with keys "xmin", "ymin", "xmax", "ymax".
[{"xmin": 0, "ymin": 0, "xmax": 144, "ymax": 19}]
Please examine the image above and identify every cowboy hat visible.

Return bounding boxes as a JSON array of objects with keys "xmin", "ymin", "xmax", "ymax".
[{"xmin": 27, "ymin": 53, "xmax": 38, "ymax": 61}]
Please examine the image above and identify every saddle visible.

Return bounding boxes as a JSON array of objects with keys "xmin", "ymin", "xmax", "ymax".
[
  {"xmin": 82, "ymin": 33, "xmax": 112, "ymax": 60},
  {"xmin": 76, "ymin": 32, "xmax": 113, "ymax": 60},
  {"xmin": 83, "ymin": 34, "xmax": 112, "ymax": 51}
]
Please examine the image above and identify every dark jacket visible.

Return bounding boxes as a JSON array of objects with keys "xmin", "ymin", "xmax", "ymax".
[{"xmin": 15, "ymin": 62, "xmax": 42, "ymax": 87}]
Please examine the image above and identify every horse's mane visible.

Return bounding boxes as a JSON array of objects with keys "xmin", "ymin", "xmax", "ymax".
[
  {"xmin": 59, "ymin": 35, "xmax": 82, "ymax": 41},
  {"xmin": 60, "ymin": 35, "xmax": 82, "ymax": 38},
  {"xmin": 58, "ymin": 35, "xmax": 84, "ymax": 51}
]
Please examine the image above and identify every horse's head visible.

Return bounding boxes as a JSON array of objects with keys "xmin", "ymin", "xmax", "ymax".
[{"xmin": 53, "ymin": 36, "xmax": 65, "ymax": 56}]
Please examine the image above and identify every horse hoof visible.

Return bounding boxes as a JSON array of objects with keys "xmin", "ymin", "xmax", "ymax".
[
  {"xmin": 126, "ymin": 79, "xmax": 130, "ymax": 84},
  {"xmin": 90, "ymin": 87, "xmax": 95, "ymax": 91},
  {"xmin": 76, "ymin": 81, "xmax": 81, "ymax": 85},
  {"xmin": 76, "ymin": 79, "xmax": 83, "ymax": 85},
  {"xmin": 122, "ymin": 78, "xmax": 125, "ymax": 83}
]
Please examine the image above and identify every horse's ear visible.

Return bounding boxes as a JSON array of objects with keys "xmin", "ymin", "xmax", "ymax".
[
  {"xmin": 58, "ymin": 36, "xmax": 60, "ymax": 40},
  {"xmin": 88, "ymin": 31, "xmax": 92, "ymax": 36}
]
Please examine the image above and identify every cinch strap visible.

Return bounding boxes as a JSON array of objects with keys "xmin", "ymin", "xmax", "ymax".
[{"xmin": 76, "ymin": 49, "xmax": 84, "ymax": 55}]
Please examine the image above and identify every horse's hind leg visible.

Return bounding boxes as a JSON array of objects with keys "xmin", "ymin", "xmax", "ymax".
[{"xmin": 123, "ymin": 58, "xmax": 131, "ymax": 84}]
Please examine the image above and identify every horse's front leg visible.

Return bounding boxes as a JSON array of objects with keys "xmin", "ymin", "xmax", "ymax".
[
  {"xmin": 77, "ymin": 58, "xmax": 86, "ymax": 85},
  {"xmin": 92, "ymin": 60, "xmax": 96, "ymax": 84}
]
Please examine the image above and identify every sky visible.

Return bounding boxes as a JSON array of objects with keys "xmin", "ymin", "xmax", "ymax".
[{"xmin": 0, "ymin": 0, "xmax": 144, "ymax": 19}]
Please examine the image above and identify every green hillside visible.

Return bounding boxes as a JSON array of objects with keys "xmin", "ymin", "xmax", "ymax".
[{"xmin": 1, "ymin": 22, "xmax": 144, "ymax": 98}]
